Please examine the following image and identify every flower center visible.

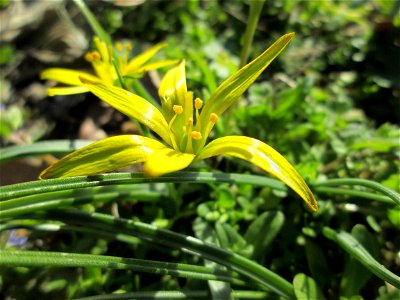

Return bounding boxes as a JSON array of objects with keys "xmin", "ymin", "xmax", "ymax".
[{"xmin": 165, "ymin": 96, "xmax": 218, "ymax": 154}]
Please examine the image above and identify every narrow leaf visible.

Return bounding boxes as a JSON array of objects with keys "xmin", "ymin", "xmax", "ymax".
[
  {"xmin": 0, "ymin": 250, "xmax": 242, "ymax": 284},
  {"xmin": 0, "ymin": 140, "xmax": 92, "ymax": 163},
  {"xmin": 244, "ymin": 211, "xmax": 284, "ymax": 259},
  {"xmin": 323, "ymin": 227, "xmax": 400, "ymax": 289},
  {"xmin": 293, "ymin": 273, "xmax": 326, "ymax": 300},
  {"xmin": 340, "ymin": 224, "xmax": 379, "ymax": 296}
]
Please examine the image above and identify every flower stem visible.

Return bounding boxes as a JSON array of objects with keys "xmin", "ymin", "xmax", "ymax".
[
  {"xmin": 73, "ymin": 0, "xmax": 111, "ymax": 45},
  {"xmin": 240, "ymin": 0, "xmax": 266, "ymax": 68}
]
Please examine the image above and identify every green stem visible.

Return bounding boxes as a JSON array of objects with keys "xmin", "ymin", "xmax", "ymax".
[
  {"xmin": 313, "ymin": 186, "xmax": 394, "ymax": 204},
  {"xmin": 73, "ymin": 0, "xmax": 111, "ymax": 45},
  {"xmin": 73, "ymin": 290, "xmax": 268, "ymax": 300},
  {"xmin": 0, "ymin": 172, "xmax": 286, "ymax": 201},
  {"xmin": 322, "ymin": 227, "xmax": 400, "ymax": 288},
  {"xmin": 131, "ymin": 79, "xmax": 160, "ymax": 109},
  {"xmin": 240, "ymin": 0, "xmax": 266, "ymax": 68},
  {"xmin": 0, "ymin": 140, "xmax": 92, "ymax": 163},
  {"xmin": 0, "ymin": 185, "xmax": 164, "ymax": 218},
  {"xmin": 0, "ymin": 250, "xmax": 243, "ymax": 285},
  {"xmin": 42, "ymin": 210, "xmax": 295, "ymax": 298},
  {"xmin": 315, "ymin": 178, "xmax": 400, "ymax": 206}
]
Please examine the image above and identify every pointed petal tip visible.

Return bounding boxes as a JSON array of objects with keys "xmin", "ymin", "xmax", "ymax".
[{"xmin": 308, "ymin": 198, "xmax": 319, "ymax": 212}]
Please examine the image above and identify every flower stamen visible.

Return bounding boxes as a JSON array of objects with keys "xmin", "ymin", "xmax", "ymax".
[
  {"xmin": 194, "ymin": 98, "xmax": 203, "ymax": 122},
  {"xmin": 125, "ymin": 42, "xmax": 132, "ymax": 52},
  {"xmin": 116, "ymin": 42, "xmax": 123, "ymax": 51},
  {"xmin": 169, "ymin": 105, "xmax": 183, "ymax": 128},
  {"xmin": 204, "ymin": 112, "xmax": 219, "ymax": 138},
  {"xmin": 191, "ymin": 131, "xmax": 202, "ymax": 140}
]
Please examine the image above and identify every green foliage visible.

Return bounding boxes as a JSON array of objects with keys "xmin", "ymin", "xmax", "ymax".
[{"xmin": 1, "ymin": 0, "xmax": 399, "ymax": 299}]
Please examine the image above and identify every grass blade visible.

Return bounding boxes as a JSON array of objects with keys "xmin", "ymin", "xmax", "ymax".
[
  {"xmin": 315, "ymin": 178, "xmax": 400, "ymax": 206},
  {"xmin": 323, "ymin": 227, "xmax": 400, "ymax": 289},
  {"xmin": 0, "ymin": 140, "xmax": 92, "ymax": 163},
  {"xmin": 0, "ymin": 172, "xmax": 286, "ymax": 201},
  {"xmin": 38, "ymin": 210, "xmax": 295, "ymax": 298},
  {"xmin": 0, "ymin": 250, "xmax": 243, "ymax": 284}
]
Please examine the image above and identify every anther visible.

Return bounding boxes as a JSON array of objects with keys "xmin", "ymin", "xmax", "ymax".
[
  {"xmin": 116, "ymin": 42, "xmax": 123, "ymax": 51},
  {"xmin": 194, "ymin": 98, "xmax": 203, "ymax": 110},
  {"xmin": 84, "ymin": 52, "xmax": 93, "ymax": 62},
  {"xmin": 173, "ymin": 105, "xmax": 183, "ymax": 115},
  {"xmin": 91, "ymin": 51, "xmax": 101, "ymax": 61},
  {"xmin": 191, "ymin": 131, "xmax": 202, "ymax": 140},
  {"xmin": 125, "ymin": 42, "xmax": 132, "ymax": 52},
  {"xmin": 210, "ymin": 113, "xmax": 219, "ymax": 123}
]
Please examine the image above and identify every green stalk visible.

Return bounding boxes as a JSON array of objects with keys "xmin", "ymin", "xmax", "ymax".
[
  {"xmin": 323, "ymin": 227, "xmax": 400, "ymax": 288},
  {"xmin": 0, "ymin": 140, "xmax": 92, "ymax": 163},
  {"xmin": 130, "ymin": 79, "xmax": 160, "ymax": 109},
  {"xmin": 0, "ymin": 250, "xmax": 243, "ymax": 285},
  {"xmin": 240, "ymin": 0, "xmax": 266, "ymax": 68},
  {"xmin": 313, "ymin": 186, "xmax": 394, "ymax": 204},
  {"xmin": 112, "ymin": 59, "xmax": 151, "ymax": 137},
  {"xmin": 40, "ymin": 210, "xmax": 295, "ymax": 299},
  {"xmin": 315, "ymin": 178, "xmax": 400, "ymax": 206},
  {"xmin": 1, "ymin": 213, "xmax": 293, "ymax": 297},
  {"xmin": 0, "ymin": 185, "xmax": 164, "ymax": 218},
  {"xmin": 73, "ymin": 290, "xmax": 268, "ymax": 300},
  {"xmin": 188, "ymin": 50, "xmax": 217, "ymax": 93},
  {"xmin": 73, "ymin": 0, "xmax": 111, "ymax": 45},
  {"xmin": 0, "ymin": 172, "xmax": 286, "ymax": 201}
]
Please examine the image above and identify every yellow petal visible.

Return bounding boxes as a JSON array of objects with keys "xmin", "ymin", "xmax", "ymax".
[
  {"xmin": 135, "ymin": 59, "xmax": 180, "ymax": 73},
  {"xmin": 143, "ymin": 147, "xmax": 195, "ymax": 177},
  {"xmin": 125, "ymin": 42, "xmax": 167, "ymax": 74},
  {"xmin": 47, "ymin": 86, "xmax": 90, "ymax": 96},
  {"xmin": 158, "ymin": 60, "xmax": 188, "ymax": 122},
  {"xmin": 197, "ymin": 136, "xmax": 318, "ymax": 212},
  {"xmin": 199, "ymin": 33, "xmax": 295, "ymax": 141},
  {"xmin": 39, "ymin": 135, "xmax": 166, "ymax": 179},
  {"xmin": 81, "ymin": 80, "xmax": 173, "ymax": 146},
  {"xmin": 41, "ymin": 68, "xmax": 101, "ymax": 86}
]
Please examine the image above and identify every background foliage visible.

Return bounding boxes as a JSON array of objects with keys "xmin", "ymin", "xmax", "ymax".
[{"xmin": 1, "ymin": 0, "xmax": 399, "ymax": 299}]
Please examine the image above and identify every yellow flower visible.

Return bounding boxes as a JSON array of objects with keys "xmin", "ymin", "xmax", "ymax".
[
  {"xmin": 41, "ymin": 37, "xmax": 177, "ymax": 96},
  {"xmin": 40, "ymin": 33, "xmax": 318, "ymax": 212}
]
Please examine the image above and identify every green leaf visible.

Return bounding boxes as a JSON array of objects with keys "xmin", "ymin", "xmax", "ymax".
[
  {"xmin": 315, "ymin": 178, "xmax": 400, "ymax": 206},
  {"xmin": 244, "ymin": 211, "xmax": 284, "ymax": 260},
  {"xmin": 0, "ymin": 172, "xmax": 287, "ymax": 202},
  {"xmin": 215, "ymin": 222, "xmax": 251, "ymax": 257},
  {"xmin": 323, "ymin": 227, "xmax": 400, "ymax": 289},
  {"xmin": 304, "ymin": 238, "xmax": 332, "ymax": 288},
  {"xmin": 0, "ymin": 250, "xmax": 242, "ymax": 284},
  {"xmin": 387, "ymin": 207, "xmax": 400, "ymax": 229},
  {"xmin": 293, "ymin": 273, "xmax": 326, "ymax": 300},
  {"xmin": 73, "ymin": 0, "xmax": 111, "ymax": 45},
  {"xmin": 340, "ymin": 224, "xmax": 379, "ymax": 297},
  {"xmin": 0, "ymin": 140, "xmax": 92, "ymax": 163}
]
